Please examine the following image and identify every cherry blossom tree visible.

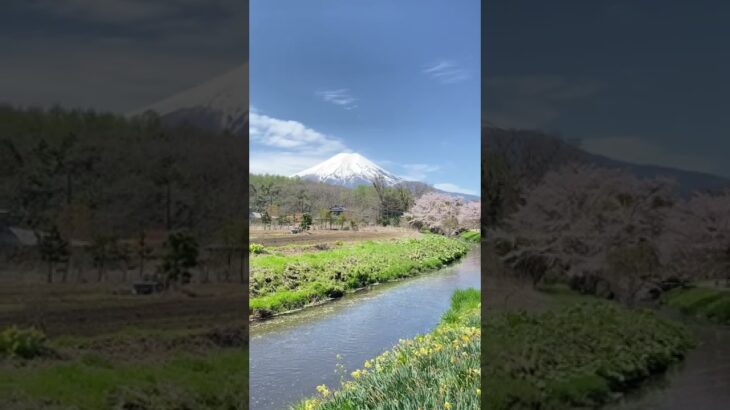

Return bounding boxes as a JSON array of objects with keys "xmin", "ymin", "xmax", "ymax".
[
  {"xmin": 458, "ymin": 200, "xmax": 481, "ymax": 230},
  {"xmin": 404, "ymin": 192, "xmax": 464, "ymax": 233},
  {"xmin": 494, "ymin": 164, "xmax": 676, "ymax": 303},
  {"xmin": 662, "ymin": 189, "xmax": 730, "ymax": 285}
]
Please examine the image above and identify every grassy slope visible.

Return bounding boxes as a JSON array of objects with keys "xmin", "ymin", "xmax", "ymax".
[
  {"xmin": 459, "ymin": 230, "xmax": 481, "ymax": 243},
  {"xmin": 483, "ymin": 302, "xmax": 694, "ymax": 409},
  {"xmin": 665, "ymin": 286, "xmax": 730, "ymax": 325},
  {"xmin": 296, "ymin": 288, "xmax": 481, "ymax": 410},
  {"xmin": 249, "ymin": 235, "xmax": 471, "ymax": 315},
  {"xmin": 0, "ymin": 327, "xmax": 248, "ymax": 410}
]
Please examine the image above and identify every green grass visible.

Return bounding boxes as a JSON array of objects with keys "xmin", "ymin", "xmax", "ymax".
[
  {"xmin": 483, "ymin": 302, "xmax": 694, "ymax": 409},
  {"xmin": 249, "ymin": 235, "xmax": 471, "ymax": 315},
  {"xmin": 459, "ymin": 230, "xmax": 481, "ymax": 243},
  {"xmin": 0, "ymin": 348, "xmax": 248, "ymax": 409},
  {"xmin": 665, "ymin": 286, "xmax": 730, "ymax": 325},
  {"xmin": 294, "ymin": 288, "xmax": 481, "ymax": 410}
]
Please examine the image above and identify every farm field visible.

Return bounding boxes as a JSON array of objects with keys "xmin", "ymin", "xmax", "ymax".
[
  {"xmin": 0, "ymin": 282, "xmax": 248, "ymax": 409},
  {"xmin": 249, "ymin": 226, "xmax": 419, "ymax": 247},
  {"xmin": 249, "ymin": 234, "xmax": 471, "ymax": 317}
]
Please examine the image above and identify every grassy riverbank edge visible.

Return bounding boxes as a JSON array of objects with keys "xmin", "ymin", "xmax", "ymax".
[
  {"xmin": 294, "ymin": 288, "xmax": 481, "ymax": 410},
  {"xmin": 483, "ymin": 301, "xmax": 694, "ymax": 409},
  {"xmin": 0, "ymin": 326, "xmax": 248, "ymax": 410},
  {"xmin": 294, "ymin": 288, "xmax": 694, "ymax": 410},
  {"xmin": 249, "ymin": 235, "xmax": 473, "ymax": 318},
  {"xmin": 665, "ymin": 286, "xmax": 730, "ymax": 325}
]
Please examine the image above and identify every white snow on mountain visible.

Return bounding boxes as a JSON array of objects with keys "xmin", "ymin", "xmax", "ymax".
[
  {"xmin": 293, "ymin": 152, "xmax": 403, "ymax": 187},
  {"xmin": 130, "ymin": 64, "xmax": 248, "ymax": 135}
]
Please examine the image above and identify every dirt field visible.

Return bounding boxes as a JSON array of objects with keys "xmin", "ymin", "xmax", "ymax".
[
  {"xmin": 250, "ymin": 226, "xmax": 420, "ymax": 247},
  {"xmin": 0, "ymin": 281, "xmax": 246, "ymax": 337}
]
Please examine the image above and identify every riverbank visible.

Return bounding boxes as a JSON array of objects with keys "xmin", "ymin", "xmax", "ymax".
[
  {"xmin": 0, "ymin": 324, "xmax": 248, "ymax": 409},
  {"xmin": 665, "ymin": 286, "xmax": 730, "ymax": 325},
  {"xmin": 249, "ymin": 235, "xmax": 471, "ymax": 317},
  {"xmin": 295, "ymin": 288, "xmax": 481, "ymax": 410},
  {"xmin": 0, "ymin": 282, "xmax": 248, "ymax": 409},
  {"xmin": 484, "ymin": 301, "xmax": 693, "ymax": 409}
]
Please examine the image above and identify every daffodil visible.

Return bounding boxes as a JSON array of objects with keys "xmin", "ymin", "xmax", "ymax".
[{"xmin": 316, "ymin": 384, "xmax": 330, "ymax": 398}]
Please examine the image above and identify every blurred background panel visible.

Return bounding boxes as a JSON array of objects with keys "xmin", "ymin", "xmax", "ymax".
[
  {"xmin": 0, "ymin": 1, "xmax": 249, "ymax": 409},
  {"xmin": 482, "ymin": 2, "xmax": 730, "ymax": 409}
]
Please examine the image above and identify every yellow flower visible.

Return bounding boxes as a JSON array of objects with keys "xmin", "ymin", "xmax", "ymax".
[
  {"xmin": 316, "ymin": 384, "xmax": 330, "ymax": 398},
  {"xmin": 444, "ymin": 402, "xmax": 452, "ymax": 409},
  {"xmin": 364, "ymin": 360, "xmax": 372, "ymax": 368},
  {"xmin": 352, "ymin": 369, "xmax": 362, "ymax": 379},
  {"xmin": 303, "ymin": 399, "xmax": 320, "ymax": 410}
]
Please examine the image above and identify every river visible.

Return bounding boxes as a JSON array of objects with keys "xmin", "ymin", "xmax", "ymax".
[
  {"xmin": 248, "ymin": 248, "xmax": 480, "ymax": 410},
  {"xmin": 607, "ymin": 310, "xmax": 730, "ymax": 409}
]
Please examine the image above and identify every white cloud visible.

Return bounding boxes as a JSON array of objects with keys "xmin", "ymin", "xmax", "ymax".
[
  {"xmin": 249, "ymin": 111, "xmax": 350, "ymax": 176},
  {"xmin": 250, "ymin": 150, "xmax": 338, "ymax": 177},
  {"xmin": 423, "ymin": 60, "xmax": 470, "ymax": 84},
  {"xmin": 434, "ymin": 183, "xmax": 478, "ymax": 196},
  {"xmin": 315, "ymin": 88, "xmax": 358, "ymax": 110},
  {"xmin": 250, "ymin": 112, "xmax": 347, "ymax": 153},
  {"xmin": 582, "ymin": 136, "xmax": 723, "ymax": 176},
  {"xmin": 399, "ymin": 163, "xmax": 441, "ymax": 181}
]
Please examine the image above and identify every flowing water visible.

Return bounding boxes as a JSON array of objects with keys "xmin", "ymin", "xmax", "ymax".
[
  {"xmin": 607, "ymin": 311, "xmax": 730, "ymax": 410},
  {"xmin": 249, "ymin": 248, "xmax": 480, "ymax": 410}
]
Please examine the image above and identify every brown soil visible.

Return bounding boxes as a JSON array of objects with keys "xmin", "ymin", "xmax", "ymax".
[
  {"xmin": 0, "ymin": 282, "xmax": 247, "ymax": 338},
  {"xmin": 249, "ymin": 227, "xmax": 419, "ymax": 247}
]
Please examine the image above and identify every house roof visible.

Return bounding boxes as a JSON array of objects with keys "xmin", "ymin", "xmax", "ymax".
[{"xmin": 7, "ymin": 227, "xmax": 40, "ymax": 246}]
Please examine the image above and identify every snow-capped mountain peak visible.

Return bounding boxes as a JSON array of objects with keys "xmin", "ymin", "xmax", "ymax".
[
  {"xmin": 130, "ymin": 64, "xmax": 248, "ymax": 135},
  {"xmin": 293, "ymin": 152, "xmax": 403, "ymax": 187}
]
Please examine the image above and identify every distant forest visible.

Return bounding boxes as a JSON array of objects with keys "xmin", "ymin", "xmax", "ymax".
[
  {"xmin": 249, "ymin": 174, "xmax": 434, "ymax": 227},
  {"xmin": 0, "ymin": 105, "xmax": 247, "ymax": 244}
]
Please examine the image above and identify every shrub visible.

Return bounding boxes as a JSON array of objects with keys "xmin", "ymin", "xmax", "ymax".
[
  {"xmin": 249, "ymin": 243, "xmax": 266, "ymax": 254},
  {"xmin": 0, "ymin": 326, "xmax": 50, "ymax": 359}
]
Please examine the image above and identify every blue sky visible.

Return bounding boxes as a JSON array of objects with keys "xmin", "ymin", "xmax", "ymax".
[
  {"xmin": 0, "ymin": 0, "xmax": 245, "ymax": 113},
  {"xmin": 250, "ymin": 0, "xmax": 481, "ymax": 196},
  {"xmin": 485, "ymin": 0, "xmax": 730, "ymax": 179}
]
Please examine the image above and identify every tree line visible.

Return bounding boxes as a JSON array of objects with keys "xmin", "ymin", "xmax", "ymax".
[{"xmin": 0, "ymin": 105, "xmax": 247, "ymax": 285}]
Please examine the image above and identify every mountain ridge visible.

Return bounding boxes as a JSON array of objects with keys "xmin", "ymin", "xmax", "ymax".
[
  {"xmin": 293, "ymin": 152, "xmax": 480, "ymax": 201},
  {"xmin": 130, "ymin": 64, "xmax": 248, "ymax": 135}
]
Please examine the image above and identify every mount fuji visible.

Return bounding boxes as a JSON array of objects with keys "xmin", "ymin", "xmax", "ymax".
[
  {"xmin": 130, "ymin": 64, "xmax": 247, "ymax": 135},
  {"xmin": 293, "ymin": 153, "xmax": 480, "ymax": 201},
  {"xmin": 293, "ymin": 152, "xmax": 403, "ymax": 188}
]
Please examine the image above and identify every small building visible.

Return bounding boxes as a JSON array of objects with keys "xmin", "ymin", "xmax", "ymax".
[
  {"xmin": 329, "ymin": 205, "xmax": 346, "ymax": 216},
  {"xmin": 249, "ymin": 212, "xmax": 262, "ymax": 222},
  {"xmin": 0, "ymin": 226, "xmax": 40, "ymax": 248}
]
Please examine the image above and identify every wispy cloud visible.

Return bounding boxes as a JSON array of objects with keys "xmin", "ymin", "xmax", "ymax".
[
  {"xmin": 422, "ymin": 60, "xmax": 470, "ymax": 84},
  {"xmin": 315, "ymin": 88, "xmax": 358, "ymax": 110},
  {"xmin": 249, "ymin": 111, "xmax": 350, "ymax": 176},
  {"xmin": 434, "ymin": 183, "xmax": 478, "ymax": 196},
  {"xmin": 399, "ymin": 163, "xmax": 441, "ymax": 181}
]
